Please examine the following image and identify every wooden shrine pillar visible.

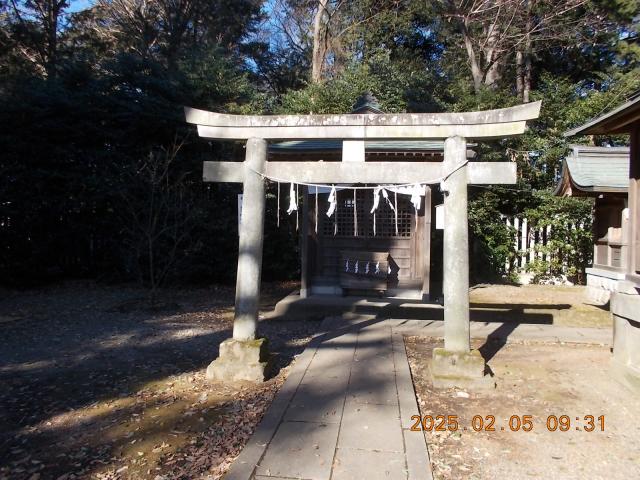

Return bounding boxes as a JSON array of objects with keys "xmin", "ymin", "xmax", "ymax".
[
  {"xmin": 300, "ymin": 186, "xmax": 310, "ymax": 298},
  {"xmin": 421, "ymin": 186, "xmax": 432, "ymax": 301}
]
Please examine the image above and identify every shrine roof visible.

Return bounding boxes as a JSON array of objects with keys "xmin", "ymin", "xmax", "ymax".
[
  {"xmin": 564, "ymin": 93, "xmax": 640, "ymax": 136},
  {"xmin": 554, "ymin": 145, "xmax": 629, "ymax": 196}
]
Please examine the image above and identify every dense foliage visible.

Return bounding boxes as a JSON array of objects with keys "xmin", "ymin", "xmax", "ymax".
[
  {"xmin": 0, "ymin": 0, "xmax": 638, "ymax": 289},
  {"xmin": 524, "ymin": 192, "xmax": 594, "ymax": 284}
]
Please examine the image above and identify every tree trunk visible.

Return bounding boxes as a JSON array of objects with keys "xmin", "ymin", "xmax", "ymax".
[
  {"xmin": 516, "ymin": 50, "xmax": 524, "ymax": 100},
  {"xmin": 461, "ymin": 19, "xmax": 483, "ymax": 93},
  {"xmin": 311, "ymin": 0, "xmax": 328, "ymax": 83},
  {"xmin": 523, "ymin": 48, "xmax": 531, "ymax": 103},
  {"xmin": 484, "ymin": 58, "xmax": 503, "ymax": 88},
  {"xmin": 40, "ymin": 0, "xmax": 63, "ymax": 77},
  {"xmin": 482, "ymin": 18, "xmax": 502, "ymax": 89},
  {"xmin": 522, "ymin": 0, "xmax": 533, "ymax": 102}
]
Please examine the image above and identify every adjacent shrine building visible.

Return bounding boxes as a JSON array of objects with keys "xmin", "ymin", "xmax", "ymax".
[
  {"xmin": 566, "ymin": 94, "xmax": 640, "ymax": 391},
  {"xmin": 554, "ymin": 145, "xmax": 630, "ymax": 303}
]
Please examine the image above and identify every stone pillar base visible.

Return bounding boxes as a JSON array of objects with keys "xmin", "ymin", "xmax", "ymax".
[
  {"xmin": 206, "ymin": 338, "xmax": 269, "ymax": 382},
  {"xmin": 430, "ymin": 348, "xmax": 494, "ymax": 389},
  {"xmin": 611, "ymin": 289, "xmax": 640, "ymax": 393},
  {"xmin": 611, "ymin": 358, "xmax": 640, "ymax": 392}
]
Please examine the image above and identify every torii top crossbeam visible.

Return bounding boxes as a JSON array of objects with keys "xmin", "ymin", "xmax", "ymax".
[{"xmin": 185, "ymin": 101, "xmax": 541, "ymax": 140}]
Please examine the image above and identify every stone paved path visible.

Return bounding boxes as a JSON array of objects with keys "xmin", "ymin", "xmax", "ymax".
[
  {"xmin": 225, "ymin": 315, "xmax": 430, "ymax": 480},
  {"xmin": 224, "ymin": 315, "xmax": 611, "ymax": 480}
]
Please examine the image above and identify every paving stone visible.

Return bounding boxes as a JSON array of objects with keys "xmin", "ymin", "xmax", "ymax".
[
  {"xmin": 346, "ymin": 372, "xmax": 398, "ymax": 405},
  {"xmin": 305, "ymin": 349, "xmax": 355, "ymax": 376},
  {"xmin": 324, "ymin": 331, "xmax": 361, "ymax": 344},
  {"xmin": 338, "ymin": 401, "xmax": 404, "ymax": 452},
  {"xmin": 256, "ymin": 421, "xmax": 340, "ymax": 480},
  {"xmin": 356, "ymin": 334, "xmax": 393, "ymax": 349},
  {"xmin": 403, "ymin": 429, "xmax": 432, "ymax": 480},
  {"xmin": 332, "ymin": 448, "xmax": 408, "ymax": 480},
  {"xmin": 354, "ymin": 347, "xmax": 394, "ymax": 360},
  {"xmin": 392, "ymin": 334, "xmax": 422, "ymax": 428},
  {"xmin": 353, "ymin": 345, "xmax": 394, "ymax": 369},
  {"xmin": 357, "ymin": 325, "xmax": 391, "ymax": 335},
  {"xmin": 311, "ymin": 347, "xmax": 357, "ymax": 368},
  {"xmin": 302, "ymin": 366, "xmax": 352, "ymax": 390},
  {"xmin": 284, "ymin": 383, "xmax": 346, "ymax": 423},
  {"xmin": 351, "ymin": 356, "xmax": 394, "ymax": 374},
  {"xmin": 354, "ymin": 345, "xmax": 394, "ymax": 359}
]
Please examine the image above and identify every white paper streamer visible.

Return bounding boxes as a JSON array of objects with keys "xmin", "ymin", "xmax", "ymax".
[
  {"xmin": 370, "ymin": 187, "xmax": 382, "ymax": 214},
  {"xmin": 315, "ymin": 186, "xmax": 318, "ymax": 233},
  {"xmin": 410, "ymin": 183, "xmax": 424, "ymax": 213},
  {"xmin": 326, "ymin": 185, "xmax": 337, "ymax": 217},
  {"xmin": 371, "ymin": 187, "xmax": 396, "ymax": 214},
  {"xmin": 371, "ymin": 187, "xmax": 397, "ymax": 236},
  {"xmin": 353, "ymin": 189, "xmax": 358, "ymax": 237},
  {"xmin": 394, "ymin": 192, "xmax": 399, "ymax": 236},
  {"xmin": 287, "ymin": 183, "xmax": 297, "ymax": 214}
]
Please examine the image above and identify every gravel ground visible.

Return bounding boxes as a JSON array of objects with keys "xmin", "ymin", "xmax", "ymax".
[
  {"xmin": 0, "ymin": 281, "xmax": 319, "ymax": 480},
  {"xmin": 406, "ymin": 337, "xmax": 640, "ymax": 480}
]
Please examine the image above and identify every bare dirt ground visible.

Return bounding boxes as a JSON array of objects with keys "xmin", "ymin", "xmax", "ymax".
[
  {"xmin": 406, "ymin": 337, "xmax": 640, "ymax": 480},
  {"xmin": 469, "ymin": 284, "xmax": 611, "ymax": 328},
  {"xmin": 0, "ymin": 281, "xmax": 318, "ymax": 480}
]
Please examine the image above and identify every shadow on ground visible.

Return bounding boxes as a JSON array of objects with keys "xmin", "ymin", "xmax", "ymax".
[{"xmin": 0, "ymin": 281, "xmax": 319, "ymax": 479}]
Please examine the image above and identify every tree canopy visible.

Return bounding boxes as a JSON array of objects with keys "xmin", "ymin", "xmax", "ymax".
[{"xmin": 1, "ymin": 0, "xmax": 638, "ymax": 287}]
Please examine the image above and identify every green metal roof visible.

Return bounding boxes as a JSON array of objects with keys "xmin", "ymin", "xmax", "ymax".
[
  {"xmin": 555, "ymin": 145, "xmax": 629, "ymax": 195},
  {"xmin": 270, "ymin": 140, "xmax": 445, "ymax": 152}
]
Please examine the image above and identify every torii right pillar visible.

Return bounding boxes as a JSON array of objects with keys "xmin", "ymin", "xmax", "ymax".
[{"xmin": 431, "ymin": 136, "xmax": 488, "ymax": 388}]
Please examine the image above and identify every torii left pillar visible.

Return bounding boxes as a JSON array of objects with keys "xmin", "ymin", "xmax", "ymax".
[{"xmin": 206, "ymin": 138, "xmax": 270, "ymax": 382}]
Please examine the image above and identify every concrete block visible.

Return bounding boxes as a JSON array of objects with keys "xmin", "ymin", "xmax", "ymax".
[{"xmin": 205, "ymin": 337, "xmax": 269, "ymax": 382}]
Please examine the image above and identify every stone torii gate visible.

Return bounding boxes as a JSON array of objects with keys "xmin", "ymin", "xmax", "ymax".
[{"xmin": 185, "ymin": 101, "xmax": 541, "ymax": 386}]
